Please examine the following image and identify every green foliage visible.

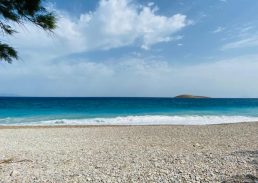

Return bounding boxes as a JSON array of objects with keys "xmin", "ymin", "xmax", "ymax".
[
  {"xmin": 0, "ymin": 43, "xmax": 17, "ymax": 63},
  {"xmin": 0, "ymin": 0, "xmax": 57, "ymax": 63}
]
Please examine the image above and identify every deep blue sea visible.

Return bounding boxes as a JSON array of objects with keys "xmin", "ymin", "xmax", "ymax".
[{"xmin": 1, "ymin": 97, "xmax": 258, "ymax": 125}]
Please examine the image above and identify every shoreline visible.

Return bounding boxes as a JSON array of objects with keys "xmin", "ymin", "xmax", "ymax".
[{"xmin": 0, "ymin": 121, "xmax": 257, "ymax": 129}]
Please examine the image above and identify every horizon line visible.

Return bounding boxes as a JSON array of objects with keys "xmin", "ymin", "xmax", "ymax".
[{"xmin": 1, "ymin": 96, "xmax": 258, "ymax": 99}]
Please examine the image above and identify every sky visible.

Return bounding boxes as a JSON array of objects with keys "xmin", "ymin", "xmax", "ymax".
[{"xmin": 1, "ymin": 0, "xmax": 258, "ymax": 97}]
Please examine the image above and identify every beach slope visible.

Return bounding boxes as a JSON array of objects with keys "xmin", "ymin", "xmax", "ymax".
[{"xmin": 0, "ymin": 122, "xmax": 258, "ymax": 182}]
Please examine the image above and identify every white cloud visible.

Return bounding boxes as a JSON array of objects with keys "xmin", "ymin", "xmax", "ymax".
[
  {"xmin": 147, "ymin": 2, "xmax": 155, "ymax": 7},
  {"xmin": 82, "ymin": 0, "xmax": 189, "ymax": 50},
  {"xmin": 239, "ymin": 26, "xmax": 253, "ymax": 34},
  {"xmin": 222, "ymin": 35, "xmax": 258, "ymax": 50},
  {"xmin": 221, "ymin": 24, "xmax": 258, "ymax": 50},
  {"xmin": 212, "ymin": 26, "xmax": 224, "ymax": 33},
  {"xmin": 5, "ymin": 0, "xmax": 189, "ymax": 57}
]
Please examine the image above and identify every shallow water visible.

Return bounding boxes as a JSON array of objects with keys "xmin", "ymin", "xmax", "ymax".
[{"xmin": 1, "ymin": 97, "xmax": 258, "ymax": 125}]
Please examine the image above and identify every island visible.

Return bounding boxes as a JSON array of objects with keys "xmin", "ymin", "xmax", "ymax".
[{"xmin": 174, "ymin": 94, "xmax": 210, "ymax": 98}]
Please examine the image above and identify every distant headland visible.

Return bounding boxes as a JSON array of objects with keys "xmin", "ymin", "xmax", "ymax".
[{"xmin": 174, "ymin": 94, "xmax": 210, "ymax": 98}]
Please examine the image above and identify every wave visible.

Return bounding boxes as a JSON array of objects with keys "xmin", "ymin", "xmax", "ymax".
[{"xmin": 1, "ymin": 115, "xmax": 258, "ymax": 126}]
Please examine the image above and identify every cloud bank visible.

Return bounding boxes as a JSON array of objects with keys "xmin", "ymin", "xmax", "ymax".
[{"xmin": 1, "ymin": 55, "xmax": 258, "ymax": 97}]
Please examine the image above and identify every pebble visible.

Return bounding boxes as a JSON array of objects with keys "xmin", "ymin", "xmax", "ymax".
[{"xmin": 0, "ymin": 123, "xmax": 257, "ymax": 182}]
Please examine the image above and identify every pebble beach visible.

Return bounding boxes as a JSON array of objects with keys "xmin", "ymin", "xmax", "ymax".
[{"xmin": 0, "ymin": 122, "xmax": 258, "ymax": 182}]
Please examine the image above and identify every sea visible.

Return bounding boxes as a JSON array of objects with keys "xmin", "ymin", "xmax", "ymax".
[{"xmin": 0, "ymin": 97, "xmax": 258, "ymax": 126}]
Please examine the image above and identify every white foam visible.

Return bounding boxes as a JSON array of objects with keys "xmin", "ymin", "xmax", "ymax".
[{"xmin": 29, "ymin": 115, "xmax": 258, "ymax": 126}]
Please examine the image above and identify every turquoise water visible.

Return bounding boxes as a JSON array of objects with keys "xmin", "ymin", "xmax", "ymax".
[{"xmin": 1, "ymin": 97, "xmax": 258, "ymax": 125}]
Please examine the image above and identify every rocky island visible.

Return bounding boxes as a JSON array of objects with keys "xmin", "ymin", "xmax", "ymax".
[{"xmin": 174, "ymin": 94, "xmax": 210, "ymax": 98}]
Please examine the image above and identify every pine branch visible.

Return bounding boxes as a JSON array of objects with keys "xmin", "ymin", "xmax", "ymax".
[{"xmin": 0, "ymin": 42, "xmax": 18, "ymax": 63}]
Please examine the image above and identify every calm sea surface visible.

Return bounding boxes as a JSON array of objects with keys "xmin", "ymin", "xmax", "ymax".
[{"xmin": 1, "ymin": 97, "xmax": 258, "ymax": 125}]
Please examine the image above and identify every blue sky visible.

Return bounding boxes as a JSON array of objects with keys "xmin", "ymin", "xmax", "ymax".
[{"xmin": 1, "ymin": 0, "xmax": 258, "ymax": 97}]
